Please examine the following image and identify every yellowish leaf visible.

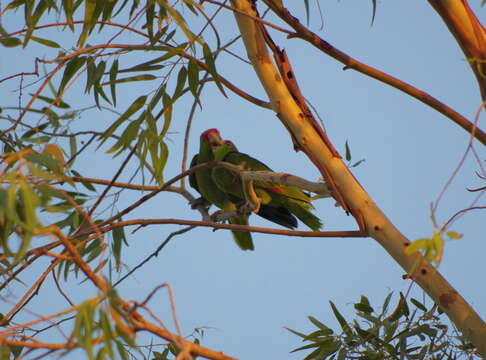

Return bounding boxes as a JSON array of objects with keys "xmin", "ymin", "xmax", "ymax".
[{"xmin": 446, "ymin": 231, "xmax": 463, "ymax": 240}]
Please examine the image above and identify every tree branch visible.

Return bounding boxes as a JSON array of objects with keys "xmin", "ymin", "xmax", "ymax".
[
  {"xmin": 87, "ymin": 218, "xmax": 367, "ymax": 238},
  {"xmin": 261, "ymin": 0, "xmax": 486, "ymax": 146},
  {"xmin": 229, "ymin": 0, "xmax": 486, "ymax": 354},
  {"xmin": 427, "ymin": 0, "xmax": 486, "ymax": 102}
]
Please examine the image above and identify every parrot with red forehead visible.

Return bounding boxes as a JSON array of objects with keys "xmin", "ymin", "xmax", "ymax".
[
  {"xmin": 192, "ymin": 129, "xmax": 254, "ymax": 251},
  {"xmin": 211, "ymin": 139, "xmax": 322, "ymax": 231},
  {"xmin": 190, "ymin": 134, "xmax": 299, "ymax": 232}
]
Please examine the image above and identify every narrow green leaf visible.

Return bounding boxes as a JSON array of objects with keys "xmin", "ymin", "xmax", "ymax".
[
  {"xmin": 21, "ymin": 122, "xmax": 49, "ymax": 138},
  {"xmin": 329, "ymin": 301, "xmax": 352, "ymax": 337},
  {"xmin": 99, "ymin": 311, "xmax": 114, "ymax": 359},
  {"xmin": 69, "ymin": 136, "xmax": 77, "ymax": 164},
  {"xmin": 93, "ymin": 60, "xmax": 107, "ymax": 86},
  {"xmin": 149, "ymin": 84, "xmax": 166, "ymax": 110},
  {"xmin": 356, "ymin": 311, "xmax": 381, "ymax": 325},
  {"xmin": 115, "ymin": 340, "xmax": 129, "ymax": 360},
  {"xmin": 344, "ymin": 140, "xmax": 351, "ymax": 161},
  {"xmin": 187, "ymin": 59, "xmax": 199, "ymax": 98},
  {"xmin": 103, "ymin": 74, "xmax": 156, "ymax": 85},
  {"xmin": 314, "ymin": 340, "xmax": 341, "ymax": 359},
  {"xmin": 285, "ymin": 327, "xmax": 307, "ymax": 339},
  {"xmin": 153, "ymin": 139, "xmax": 168, "ymax": 184},
  {"xmin": 94, "ymin": 84, "xmax": 112, "ymax": 107},
  {"xmin": 24, "ymin": 136, "xmax": 51, "ymax": 144},
  {"xmin": 101, "ymin": 0, "xmax": 116, "ymax": 24},
  {"xmin": 71, "ymin": 169, "xmax": 96, "ymax": 191},
  {"xmin": 354, "ymin": 295, "xmax": 374, "ymax": 314},
  {"xmin": 62, "ymin": 0, "xmax": 75, "ymax": 31},
  {"xmin": 77, "ymin": 0, "xmax": 96, "ymax": 47},
  {"xmin": 388, "ymin": 293, "xmax": 409, "ymax": 322},
  {"xmin": 165, "ymin": 6, "xmax": 200, "ymax": 45},
  {"xmin": 118, "ymin": 48, "xmax": 179, "ymax": 73},
  {"xmin": 85, "ymin": 57, "xmax": 96, "ymax": 93},
  {"xmin": 109, "ymin": 59, "xmax": 118, "ymax": 106},
  {"xmin": 350, "ymin": 159, "xmax": 365, "ymax": 168},
  {"xmin": 303, "ymin": 0, "xmax": 310, "ymax": 25},
  {"xmin": 203, "ymin": 43, "xmax": 227, "ymax": 97},
  {"xmin": 304, "ymin": 329, "xmax": 334, "ymax": 340},
  {"xmin": 146, "ymin": 2, "xmax": 155, "ymax": 40},
  {"xmin": 106, "ymin": 113, "xmax": 144, "ymax": 155},
  {"xmin": 31, "ymin": 94, "xmax": 70, "ymax": 109},
  {"xmin": 410, "ymin": 298, "xmax": 427, "ymax": 312},
  {"xmin": 405, "ymin": 324, "xmax": 437, "ymax": 338},
  {"xmin": 5, "ymin": 0, "xmax": 26, "ymax": 11},
  {"xmin": 371, "ymin": 0, "xmax": 377, "ymax": 25},
  {"xmin": 24, "ymin": 0, "xmax": 48, "ymax": 47},
  {"xmin": 173, "ymin": 66, "xmax": 187, "ymax": 99},
  {"xmin": 0, "ymin": 37, "xmax": 22, "ymax": 47},
  {"xmin": 161, "ymin": 93, "xmax": 172, "ymax": 137},
  {"xmin": 115, "ymin": 325, "xmax": 136, "ymax": 348},
  {"xmin": 308, "ymin": 316, "xmax": 329, "ymax": 331},
  {"xmin": 382, "ymin": 291, "xmax": 393, "ymax": 315},
  {"xmin": 290, "ymin": 342, "xmax": 320, "ymax": 353},
  {"xmin": 58, "ymin": 57, "xmax": 87, "ymax": 96},
  {"xmin": 112, "ymin": 222, "xmax": 126, "ymax": 271},
  {"xmin": 99, "ymin": 95, "xmax": 146, "ymax": 145},
  {"xmin": 383, "ymin": 319, "xmax": 399, "ymax": 342},
  {"xmin": 30, "ymin": 35, "xmax": 61, "ymax": 48}
]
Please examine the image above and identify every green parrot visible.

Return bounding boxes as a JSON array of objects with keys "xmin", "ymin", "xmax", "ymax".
[
  {"xmin": 193, "ymin": 129, "xmax": 254, "ymax": 251},
  {"xmin": 212, "ymin": 139, "xmax": 323, "ymax": 231},
  {"xmin": 190, "ymin": 151, "xmax": 297, "ymax": 230}
]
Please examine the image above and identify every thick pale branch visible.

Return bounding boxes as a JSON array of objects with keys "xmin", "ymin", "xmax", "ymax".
[
  {"xmin": 427, "ymin": 0, "xmax": 486, "ymax": 102},
  {"xmin": 229, "ymin": 0, "xmax": 486, "ymax": 355},
  {"xmin": 241, "ymin": 170, "xmax": 330, "ymax": 196}
]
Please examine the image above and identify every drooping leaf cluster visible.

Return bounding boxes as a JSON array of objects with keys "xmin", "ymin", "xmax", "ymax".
[{"xmin": 287, "ymin": 293, "xmax": 478, "ymax": 360}]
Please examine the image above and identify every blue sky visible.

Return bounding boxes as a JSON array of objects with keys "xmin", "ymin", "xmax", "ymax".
[{"xmin": 1, "ymin": 1, "xmax": 485, "ymax": 358}]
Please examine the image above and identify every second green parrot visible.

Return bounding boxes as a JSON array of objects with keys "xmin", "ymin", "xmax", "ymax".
[
  {"xmin": 211, "ymin": 139, "xmax": 323, "ymax": 231},
  {"xmin": 192, "ymin": 129, "xmax": 254, "ymax": 251}
]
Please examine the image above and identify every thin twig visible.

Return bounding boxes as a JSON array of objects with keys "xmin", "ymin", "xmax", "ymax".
[
  {"xmin": 86, "ymin": 146, "xmax": 137, "ymax": 219},
  {"xmin": 93, "ymin": 218, "xmax": 367, "ymax": 239},
  {"xmin": 51, "ymin": 270, "xmax": 75, "ymax": 307},
  {"xmin": 0, "ymin": 260, "xmax": 59, "ymax": 325},
  {"xmin": 204, "ymin": 0, "xmax": 293, "ymax": 35},
  {"xmin": 114, "ymin": 226, "xmax": 195, "ymax": 287}
]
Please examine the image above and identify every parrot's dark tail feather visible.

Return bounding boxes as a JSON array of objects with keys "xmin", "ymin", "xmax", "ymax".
[
  {"xmin": 257, "ymin": 205, "xmax": 298, "ymax": 229},
  {"xmin": 286, "ymin": 201, "xmax": 323, "ymax": 231}
]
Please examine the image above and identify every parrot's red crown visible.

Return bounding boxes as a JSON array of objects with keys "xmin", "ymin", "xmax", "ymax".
[{"xmin": 202, "ymin": 128, "xmax": 220, "ymax": 140}]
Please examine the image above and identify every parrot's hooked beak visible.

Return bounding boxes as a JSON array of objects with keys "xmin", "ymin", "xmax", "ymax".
[{"xmin": 207, "ymin": 131, "xmax": 224, "ymax": 149}]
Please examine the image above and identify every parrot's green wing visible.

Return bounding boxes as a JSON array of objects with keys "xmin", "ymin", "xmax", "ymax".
[
  {"xmin": 194, "ymin": 130, "xmax": 254, "ymax": 251},
  {"xmin": 189, "ymin": 154, "xmax": 199, "ymax": 193},
  {"xmin": 213, "ymin": 142, "xmax": 298, "ymax": 229},
  {"xmin": 212, "ymin": 141, "xmax": 322, "ymax": 231}
]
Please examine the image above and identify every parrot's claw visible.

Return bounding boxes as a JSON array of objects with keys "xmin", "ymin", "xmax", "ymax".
[
  {"xmin": 190, "ymin": 197, "xmax": 209, "ymax": 209},
  {"xmin": 238, "ymin": 200, "xmax": 260, "ymax": 215},
  {"xmin": 210, "ymin": 210, "xmax": 225, "ymax": 222}
]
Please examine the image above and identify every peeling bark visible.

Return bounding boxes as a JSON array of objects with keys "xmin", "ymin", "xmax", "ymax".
[{"xmin": 229, "ymin": 0, "xmax": 486, "ymax": 355}]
